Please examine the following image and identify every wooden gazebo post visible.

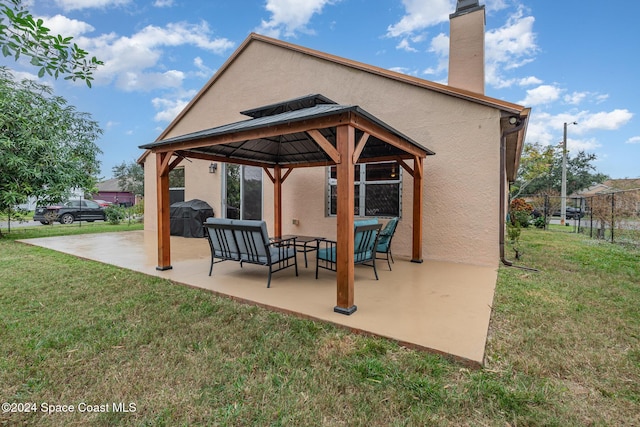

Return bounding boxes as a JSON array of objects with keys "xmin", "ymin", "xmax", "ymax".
[
  {"xmin": 155, "ymin": 151, "xmax": 182, "ymax": 271},
  {"xmin": 273, "ymin": 165, "xmax": 282, "ymax": 237},
  {"xmin": 412, "ymin": 155, "xmax": 424, "ymax": 263},
  {"xmin": 334, "ymin": 124, "xmax": 356, "ymax": 315},
  {"xmin": 156, "ymin": 152, "xmax": 172, "ymax": 270}
]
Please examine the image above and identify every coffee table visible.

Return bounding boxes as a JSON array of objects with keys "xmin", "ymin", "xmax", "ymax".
[{"xmin": 280, "ymin": 235, "xmax": 324, "ymax": 268}]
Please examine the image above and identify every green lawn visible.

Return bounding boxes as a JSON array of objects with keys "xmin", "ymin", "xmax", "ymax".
[{"xmin": 0, "ymin": 226, "xmax": 638, "ymax": 426}]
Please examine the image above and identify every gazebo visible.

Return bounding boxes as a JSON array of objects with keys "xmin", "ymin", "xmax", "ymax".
[{"xmin": 140, "ymin": 94, "xmax": 435, "ymax": 315}]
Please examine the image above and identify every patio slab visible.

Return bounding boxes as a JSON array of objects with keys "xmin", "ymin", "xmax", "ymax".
[{"xmin": 20, "ymin": 230, "xmax": 498, "ymax": 366}]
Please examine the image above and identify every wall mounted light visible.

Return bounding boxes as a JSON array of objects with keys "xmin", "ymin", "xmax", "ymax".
[
  {"xmin": 508, "ymin": 116, "xmax": 521, "ymax": 126},
  {"xmin": 209, "ymin": 162, "xmax": 218, "ymax": 173}
]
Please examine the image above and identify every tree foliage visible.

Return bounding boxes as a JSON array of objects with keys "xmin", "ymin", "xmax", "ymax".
[
  {"xmin": 0, "ymin": 0, "xmax": 103, "ymax": 86},
  {"xmin": 512, "ymin": 142, "xmax": 608, "ymax": 197},
  {"xmin": 0, "ymin": 67, "xmax": 102, "ymax": 214},
  {"xmin": 112, "ymin": 161, "xmax": 144, "ymax": 196}
]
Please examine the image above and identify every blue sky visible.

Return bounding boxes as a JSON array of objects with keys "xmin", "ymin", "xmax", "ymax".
[{"xmin": 4, "ymin": 0, "xmax": 639, "ymax": 180}]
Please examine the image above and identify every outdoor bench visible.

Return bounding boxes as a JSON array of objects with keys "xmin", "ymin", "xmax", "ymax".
[{"xmin": 203, "ymin": 218, "xmax": 298, "ymax": 288}]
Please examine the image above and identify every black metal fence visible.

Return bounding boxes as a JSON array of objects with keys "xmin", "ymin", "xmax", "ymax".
[{"xmin": 519, "ymin": 190, "xmax": 640, "ymax": 246}]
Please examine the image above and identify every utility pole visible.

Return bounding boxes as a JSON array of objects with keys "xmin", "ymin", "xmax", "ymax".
[{"xmin": 560, "ymin": 121, "xmax": 577, "ymax": 226}]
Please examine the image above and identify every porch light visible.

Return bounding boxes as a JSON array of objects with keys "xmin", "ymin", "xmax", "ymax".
[
  {"xmin": 209, "ymin": 162, "xmax": 218, "ymax": 173},
  {"xmin": 390, "ymin": 164, "xmax": 396, "ymax": 178}
]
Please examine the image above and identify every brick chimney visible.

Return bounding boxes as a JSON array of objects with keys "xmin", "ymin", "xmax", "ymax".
[{"xmin": 448, "ymin": 0, "xmax": 486, "ymax": 94}]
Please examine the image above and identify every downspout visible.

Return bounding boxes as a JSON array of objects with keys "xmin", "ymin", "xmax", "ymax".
[{"xmin": 500, "ymin": 120, "xmax": 539, "ymax": 271}]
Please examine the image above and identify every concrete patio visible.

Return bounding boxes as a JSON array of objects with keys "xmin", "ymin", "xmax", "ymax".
[{"xmin": 20, "ymin": 231, "xmax": 498, "ymax": 366}]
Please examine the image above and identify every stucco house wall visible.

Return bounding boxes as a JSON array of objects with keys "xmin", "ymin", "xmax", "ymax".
[{"xmin": 142, "ymin": 36, "xmax": 509, "ymax": 268}]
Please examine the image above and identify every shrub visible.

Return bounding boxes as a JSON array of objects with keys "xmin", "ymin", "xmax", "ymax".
[
  {"xmin": 510, "ymin": 198, "xmax": 534, "ymax": 228},
  {"xmin": 104, "ymin": 205, "xmax": 126, "ymax": 225},
  {"xmin": 533, "ymin": 216, "xmax": 546, "ymax": 229}
]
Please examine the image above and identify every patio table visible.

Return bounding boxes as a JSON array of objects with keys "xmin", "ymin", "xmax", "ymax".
[{"xmin": 279, "ymin": 235, "xmax": 324, "ymax": 268}]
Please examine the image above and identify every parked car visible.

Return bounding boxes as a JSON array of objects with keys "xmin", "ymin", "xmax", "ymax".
[
  {"xmin": 93, "ymin": 199, "xmax": 113, "ymax": 207},
  {"xmin": 34, "ymin": 200, "xmax": 106, "ymax": 224},
  {"xmin": 552, "ymin": 206, "xmax": 585, "ymax": 219}
]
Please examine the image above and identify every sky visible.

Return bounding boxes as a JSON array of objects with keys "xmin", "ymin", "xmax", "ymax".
[{"xmin": 3, "ymin": 0, "xmax": 639, "ymax": 180}]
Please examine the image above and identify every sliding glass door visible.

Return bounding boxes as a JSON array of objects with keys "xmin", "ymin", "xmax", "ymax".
[{"xmin": 223, "ymin": 164, "xmax": 262, "ymax": 220}]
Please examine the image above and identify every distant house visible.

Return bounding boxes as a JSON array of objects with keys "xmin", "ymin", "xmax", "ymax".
[
  {"xmin": 576, "ymin": 179, "xmax": 640, "ymax": 197},
  {"xmin": 602, "ymin": 178, "xmax": 640, "ymax": 191},
  {"xmin": 94, "ymin": 178, "xmax": 135, "ymax": 206}
]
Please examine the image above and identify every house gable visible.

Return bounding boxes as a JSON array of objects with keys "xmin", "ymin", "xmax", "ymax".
[{"xmin": 140, "ymin": 32, "xmax": 530, "ymax": 268}]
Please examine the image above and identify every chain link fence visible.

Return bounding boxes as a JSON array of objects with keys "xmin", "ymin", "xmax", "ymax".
[{"xmin": 519, "ymin": 189, "xmax": 640, "ymax": 247}]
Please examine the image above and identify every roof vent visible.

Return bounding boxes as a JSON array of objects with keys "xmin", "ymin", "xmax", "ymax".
[{"xmin": 240, "ymin": 94, "xmax": 337, "ymax": 118}]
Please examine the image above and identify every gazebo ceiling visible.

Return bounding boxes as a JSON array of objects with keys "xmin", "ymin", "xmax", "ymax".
[{"xmin": 140, "ymin": 94, "xmax": 435, "ymax": 168}]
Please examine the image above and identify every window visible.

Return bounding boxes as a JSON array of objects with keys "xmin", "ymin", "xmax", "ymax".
[{"xmin": 327, "ymin": 162, "xmax": 401, "ymax": 217}]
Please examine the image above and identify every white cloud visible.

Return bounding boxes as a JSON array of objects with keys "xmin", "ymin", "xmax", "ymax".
[
  {"xmin": 564, "ymin": 91, "xmax": 588, "ymax": 105},
  {"xmin": 193, "ymin": 57, "xmax": 214, "ymax": 78},
  {"xmin": 54, "ymin": 0, "xmax": 131, "ymax": 11},
  {"xmin": 386, "ymin": 0, "xmax": 451, "ymax": 38},
  {"xmin": 256, "ymin": 0, "xmax": 337, "ymax": 38},
  {"xmin": 519, "ymin": 84, "xmax": 561, "ymax": 106},
  {"xmin": 388, "ymin": 66, "xmax": 419, "ymax": 77},
  {"xmin": 396, "ymin": 38, "xmax": 418, "ymax": 52},
  {"xmin": 40, "ymin": 14, "xmax": 95, "ymax": 37},
  {"xmin": 518, "ymin": 76, "xmax": 542, "ymax": 86},
  {"xmin": 485, "ymin": 8, "xmax": 537, "ymax": 88},
  {"xmin": 525, "ymin": 110, "xmax": 634, "ymax": 156},
  {"xmin": 7, "ymin": 69, "xmax": 42, "ymax": 83},
  {"xmin": 568, "ymin": 137, "xmax": 601, "ymax": 152},
  {"xmin": 396, "ymin": 33, "xmax": 429, "ymax": 52},
  {"xmin": 152, "ymin": 94, "xmax": 195, "ymax": 122},
  {"xmin": 77, "ymin": 22, "xmax": 234, "ymax": 91},
  {"xmin": 425, "ymin": 32, "xmax": 449, "ymax": 75},
  {"xmin": 119, "ymin": 70, "xmax": 185, "ymax": 92},
  {"xmin": 578, "ymin": 109, "xmax": 633, "ymax": 132},
  {"xmin": 153, "ymin": 0, "xmax": 174, "ymax": 7},
  {"xmin": 626, "ymin": 136, "xmax": 640, "ymax": 144}
]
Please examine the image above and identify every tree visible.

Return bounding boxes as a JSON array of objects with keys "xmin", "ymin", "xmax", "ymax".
[
  {"xmin": 0, "ymin": 67, "xmax": 102, "ymax": 226},
  {"xmin": 0, "ymin": 0, "xmax": 102, "ymax": 86},
  {"xmin": 112, "ymin": 161, "xmax": 144, "ymax": 196},
  {"xmin": 510, "ymin": 142, "xmax": 555, "ymax": 199},
  {"xmin": 512, "ymin": 142, "xmax": 608, "ymax": 197}
]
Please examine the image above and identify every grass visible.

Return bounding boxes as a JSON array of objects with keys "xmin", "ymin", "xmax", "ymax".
[{"xmin": 0, "ymin": 226, "xmax": 639, "ymax": 426}]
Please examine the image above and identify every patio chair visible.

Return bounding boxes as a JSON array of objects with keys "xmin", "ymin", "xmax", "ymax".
[
  {"xmin": 376, "ymin": 217, "xmax": 399, "ymax": 270},
  {"xmin": 315, "ymin": 221, "xmax": 382, "ymax": 280}
]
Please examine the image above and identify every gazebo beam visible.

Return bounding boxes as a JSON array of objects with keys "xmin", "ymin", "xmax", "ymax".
[
  {"xmin": 307, "ymin": 129, "xmax": 340, "ymax": 163},
  {"xmin": 352, "ymin": 132, "xmax": 370, "ymax": 163},
  {"xmin": 334, "ymin": 124, "xmax": 356, "ymax": 315}
]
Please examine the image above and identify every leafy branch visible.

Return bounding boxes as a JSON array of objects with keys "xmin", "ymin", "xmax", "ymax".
[{"xmin": 0, "ymin": 0, "xmax": 103, "ymax": 86}]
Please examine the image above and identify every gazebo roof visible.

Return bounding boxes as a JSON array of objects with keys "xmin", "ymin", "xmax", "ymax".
[{"xmin": 139, "ymin": 94, "xmax": 434, "ymax": 168}]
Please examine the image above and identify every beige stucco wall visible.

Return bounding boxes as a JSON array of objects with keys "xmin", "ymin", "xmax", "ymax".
[{"xmin": 143, "ymin": 39, "xmax": 502, "ymax": 267}]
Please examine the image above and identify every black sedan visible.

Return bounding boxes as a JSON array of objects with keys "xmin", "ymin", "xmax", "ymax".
[
  {"xmin": 34, "ymin": 200, "xmax": 106, "ymax": 225},
  {"xmin": 551, "ymin": 206, "xmax": 585, "ymax": 219}
]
